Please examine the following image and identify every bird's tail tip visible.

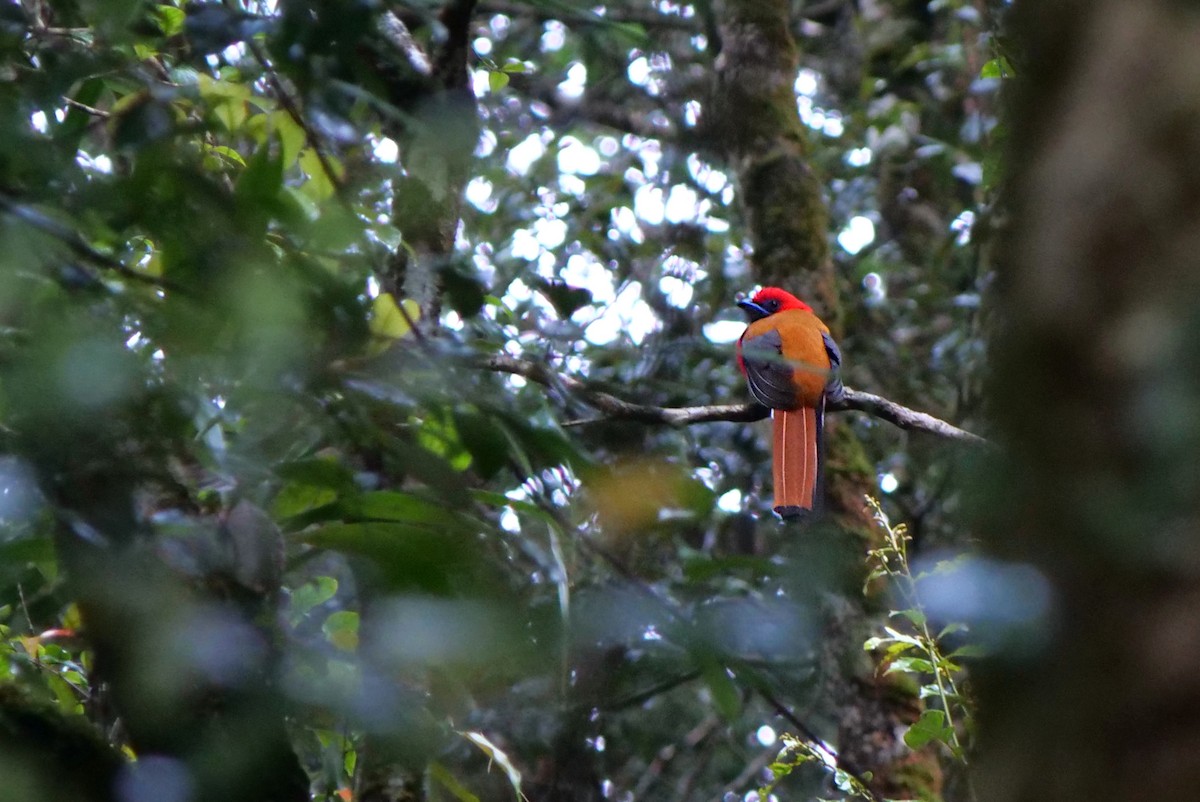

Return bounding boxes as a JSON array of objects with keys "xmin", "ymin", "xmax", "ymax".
[{"xmin": 774, "ymin": 504, "xmax": 810, "ymax": 522}]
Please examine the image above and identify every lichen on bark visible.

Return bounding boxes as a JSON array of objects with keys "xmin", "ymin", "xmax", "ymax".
[{"xmin": 710, "ymin": 0, "xmax": 839, "ymax": 319}]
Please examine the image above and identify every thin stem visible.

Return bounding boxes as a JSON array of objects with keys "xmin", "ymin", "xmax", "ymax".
[{"xmin": 867, "ymin": 497, "xmax": 968, "ymax": 757}]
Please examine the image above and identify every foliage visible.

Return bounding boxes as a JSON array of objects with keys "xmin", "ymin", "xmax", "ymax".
[
  {"xmin": 761, "ymin": 498, "xmax": 977, "ymax": 802},
  {"xmin": 862, "ymin": 498, "xmax": 974, "ymax": 761},
  {"xmin": 0, "ymin": 0, "xmax": 1003, "ymax": 800},
  {"xmin": 765, "ymin": 734, "xmax": 880, "ymax": 802}
]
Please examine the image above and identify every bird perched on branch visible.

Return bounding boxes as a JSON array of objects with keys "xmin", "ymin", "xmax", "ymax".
[{"xmin": 737, "ymin": 287, "xmax": 843, "ymax": 519}]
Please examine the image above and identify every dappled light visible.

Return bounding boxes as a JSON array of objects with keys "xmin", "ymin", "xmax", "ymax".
[{"xmin": 0, "ymin": 0, "xmax": 1023, "ymax": 800}]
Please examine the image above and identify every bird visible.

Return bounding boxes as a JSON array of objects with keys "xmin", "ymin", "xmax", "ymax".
[{"xmin": 737, "ymin": 287, "xmax": 843, "ymax": 519}]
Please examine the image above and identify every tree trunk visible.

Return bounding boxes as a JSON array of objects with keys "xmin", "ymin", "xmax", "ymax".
[
  {"xmin": 982, "ymin": 2, "xmax": 1200, "ymax": 800},
  {"xmin": 709, "ymin": 0, "xmax": 939, "ymax": 797}
]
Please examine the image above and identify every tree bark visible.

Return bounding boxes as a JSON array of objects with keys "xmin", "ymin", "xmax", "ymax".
[
  {"xmin": 709, "ymin": 0, "xmax": 939, "ymax": 797},
  {"xmin": 982, "ymin": 2, "xmax": 1200, "ymax": 801}
]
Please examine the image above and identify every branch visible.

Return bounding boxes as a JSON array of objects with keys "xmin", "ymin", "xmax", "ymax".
[
  {"xmin": 481, "ymin": 355, "xmax": 988, "ymax": 445},
  {"xmin": 830, "ymin": 389, "xmax": 988, "ymax": 446},
  {"xmin": 376, "ymin": 10, "xmax": 433, "ymax": 78},
  {"xmin": 0, "ymin": 193, "xmax": 185, "ymax": 293},
  {"xmin": 242, "ymin": 39, "xmax": 347, "ymax": 201},
  {"xmin": 434, "ymin": 0, "xmax": 478, "ymax": 89},
  {"xmin": 483, "ymin": 354, "xmax": 766, "ymax": 425}
]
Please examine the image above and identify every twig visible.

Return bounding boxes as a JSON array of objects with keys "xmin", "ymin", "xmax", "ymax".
[
  {"xmin": 757, "ymin": 687, "xmax": 874, "ymax": 792},
  {"xmin": 0, "ymin": 193, "xmax": 185, "ymax": 293},
  {"xmin": 592, "ymin": 670, "xmax": 702, "ymax": 715},
  {"xmin": 481, "ymin": 354, "xmax": 989, "ymax": 445},
  {"xmin": 711, "ymin": 743, "xmax": 783, "ymax": 802},
  {"xmin": 483, "ymin": 354, "xmax": 767, "ymax": 425},
  {"xmin": 63, "ymin": 97, "xmax": 111, "ymax": 118},
  {"xmin": 228, "ymin": 1, "xmax": 347, "ymax": 202},
  {"xmin": 633, "ymin": 713, "xmax": 719, "ymax": 799}
]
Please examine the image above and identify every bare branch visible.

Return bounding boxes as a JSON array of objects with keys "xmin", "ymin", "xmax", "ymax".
[
  {"xmin": 434, "ymin": 0, "xmax": 479, "ymax": 88},
  {"xmin": 483, "ymin": 354, "xmax": 767, "ymax": 425},
  {"xmin": 830, "ymin": 389, "xmax": 988, "ymax": 446},
  {"xmin": 481, "ymin": 354, "xmax": 988, "ymax": 445},
  {"xmin": 62, "ymin": 96, "xmax": 110, "ymax": 118}
]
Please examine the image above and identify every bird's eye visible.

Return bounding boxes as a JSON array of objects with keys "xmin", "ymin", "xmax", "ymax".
[{"xmin": 764, "ymin": 299, "xmax": 779, "ymax": 311}]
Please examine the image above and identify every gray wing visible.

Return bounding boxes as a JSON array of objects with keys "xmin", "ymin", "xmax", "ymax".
[
  {"xmin": 740, "ymin": 328, "xmax": 798, "ymax": 410},
  {"xmin": 822, "ymin": 331, "xmax": 845, "ymax": 402}
]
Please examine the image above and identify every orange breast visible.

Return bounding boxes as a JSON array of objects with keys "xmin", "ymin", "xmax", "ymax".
[{"xmin": 744, "ymin": 308, "xmax": 832, "ymax": 407}]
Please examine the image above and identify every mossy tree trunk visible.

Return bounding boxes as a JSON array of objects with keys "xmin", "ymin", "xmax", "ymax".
[{"xmin": 709, "ymin": 0, "xmax": 940, "ymax": 797}]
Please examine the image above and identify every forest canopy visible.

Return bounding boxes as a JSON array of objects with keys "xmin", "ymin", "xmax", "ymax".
[{"xmin": 9, "ymin": 1, "xmax": 1187, "ymax": 802}]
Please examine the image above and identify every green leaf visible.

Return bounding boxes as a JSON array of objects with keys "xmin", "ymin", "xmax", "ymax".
[
  {"xmin": 274, "ymin": 113, "xmax": 307, "ymax": 169},
  {"xmin": 288, "ymin": 576, "xmax": 338, "ymax": 621},
  {"xmin": 682, "ymin": 553, "xmax": 775, "ymax": 582},
  {"xmin": 298, "ymin": 148, "xmax": 342, "ymax": 201},
  {"xmin": 389, "ymin": 441, "xmax": 473, "ymax": 506},
  {"xmin": 300, "ymin": 522, "xmax": 473, "ymax": 593},
  {"xmin": 454, "ymin": 409, "xmax": 511, "ymax": 479},
  {"xmin": 322, "ymin": 610, "xmax": 359, "ymax": 652},
  {"xmin": 153, "ymin": 4, "xmax": 185, "ymax": 36},
  {"xmin": 415, "ymin": 410, "xmax": 471, "ymax": 470},
  {"xmin": 488, "ymin": 71, "xmax": 510, "ymax": 93},
  {"xmin": 370, "ymin": 294, "xmax": 421, "ymax": 339},
  {"xmin": 276, "ymin": 458, "xmax": 357, "ymax": 493},
  {"xmin": 890, "ymin": 608, "xmax": 927, "ymax": 628},
  {"xmin": 235, "ymin": 141, "xmax": 284, "ymax": 210},
  {"xmin": 903, "ymin": 709, "xmax": 953, "ymax": 749},
  {"xmin": 885, "ymin": 656, "xmax": 936, "ymax": 675},
  {"xmin": 272, "ymin": 482, "xmax": 338, "ymax": 519},
  {"xmin": 206, "ymin": 144, "xmax": 246, "ymax": 167},
  {"xmin": 278, "ymin": 185, "xmax": 320, "ymax": 224},
  {"xmin": 980, "ymin": 56, "xmax": 1012, "ymax": 79},
  {"xmin": 244, "ymin": 111, "xmax": 307, "ymax": 170},
  {"xmin": 882, "ymin": 642, "xmax": 917, "ymax": 664},
  {"xmin": 938, "ymin": 622, "xmax": 968, "ymax": 638},
  {"xmin": 44, "ymin": 672, "xmax": 80, "ymax": 713},
  {"xmin": 342, "ymin": 491, "xmax": 469, "ymax": 530},
  {"xmin": 701, "ymin": 662, "xmax": 741, "ymax": 720}
]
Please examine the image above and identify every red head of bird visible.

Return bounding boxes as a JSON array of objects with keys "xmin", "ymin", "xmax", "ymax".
[{"xmin": 737, "ymin": 287, "xmax": 812, "ymax": 322}]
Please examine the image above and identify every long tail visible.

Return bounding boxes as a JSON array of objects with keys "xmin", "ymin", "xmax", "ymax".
[{"xmin": 772, "ymin": 402, "xmax": 823, "ymax": 519}]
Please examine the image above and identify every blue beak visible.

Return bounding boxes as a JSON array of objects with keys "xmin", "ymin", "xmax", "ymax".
[{"xmin": 737, "ymin": 299, "xmax": 770, "ymax": 321}]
